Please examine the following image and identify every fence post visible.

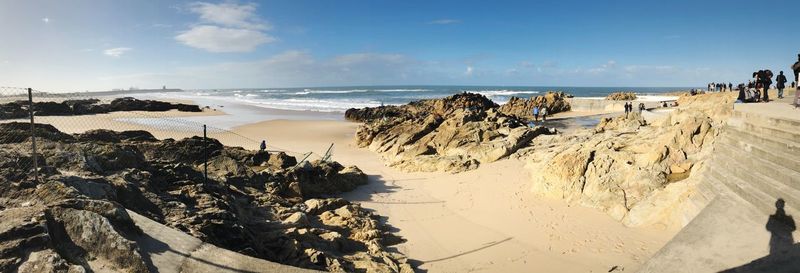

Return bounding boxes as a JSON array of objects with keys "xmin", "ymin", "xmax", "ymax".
[
  {"xmin": 203, "ymin": 124, "xmax": 208, "ymax": 184},
  {"xmin": 28, "ymin": 88, "xmax": 39, "ymax": 182}
]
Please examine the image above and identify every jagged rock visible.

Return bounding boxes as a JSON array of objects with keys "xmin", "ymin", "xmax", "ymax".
[
  {"xmin": 48, "ymin": 206, "xmax": 148, "ymax": 273},
  {"xmin": 289, "ymin": 161, "xmax": 368, "ymax": 198},
  {"xmin": 251, "ymin": 150, "xmax": 270, "ymax": 166},
  {"xmin": 528, "ymin": 92, "xmax": 733, "ymax": 227},
  {"xmin": 269, "ymin": 152, "xmax": 298, "ymax": 169},
  {"xmin": 0, "ymin": 122, "xmax": 74, "ymax": 144},
  {"xmin": 282, "ymin": 212, "xmax": 310, "ymax": 227},
  {"xmin": 595, "ymin": 113, "xmax": 647, "ymax": 132},
  {"xmin": 497, "ymin": 91, "xmax": 571, "ymax": 120},
  {"xmin": 605, "ymin": 92, "xmax": 638, "ymax": 100},
  {"xmin": 107, "ymin": 97, "xmax": 201, "ymax": 112},
  {"xmin": 0, "ymin": 98, "xmax": 202, "ymax": 120},
  {"xmin": 351, "ymin": 93, "xmax": 552, "ymax": 172},
  {"xmin": 0, "ymin": 196, "xmax": 147, "ymax": 273},
  {"xmin": 0, "ymin": 125, "xmax": 411, "ymax": 272},
  {"xmin": 345, "ymin": 92, "xmax": 498, "ymax": 123},
  {"xmin": 304, "ymin": 198, "xmax": 349, "ymax": 215}
]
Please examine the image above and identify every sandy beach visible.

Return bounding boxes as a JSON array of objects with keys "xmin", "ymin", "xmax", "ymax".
[
  {"xmin": 233, "ymin": 119, "xmax": 675, "ymax": 272},
  {"xmin": 21, "ymin": 96, "xmax": 677, "ymax": 272}
]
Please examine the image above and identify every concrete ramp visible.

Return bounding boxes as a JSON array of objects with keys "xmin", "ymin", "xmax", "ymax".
[
  {"xmin": 128, "ymin": 210, "xmax": 321, "ymax": 273},
  {"xmin": 639, "ymin": 106, "xmax": 800, "ymax": 272}
]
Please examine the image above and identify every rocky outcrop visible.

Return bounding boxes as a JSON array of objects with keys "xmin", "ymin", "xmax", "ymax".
[
  {"xmin": 349, "ymin": 93, "xmax": 552, "ymax": 173},
  {"xmin": 497, "ymin": 91, "xmax": 571, "ymax": 121},
  {"xmin": 0, "ymin": 97, "xmax": 202, "ymax": 120},
  {"xmin": 345, "ymin": 92, "xmax": 499, "ymax": 123},
  {"xmin": 525, "ymin": 92, "xmax": 735, "ymax": 227},
  {"xmin": 0, "ymin": 197, "xmax": 149, "ymax": 273},
  {"xmin": 0, "ymin": 125, "xmax": 412, "ymax": 273},
  {"xmin": 605, "ymin": 92, "xmax": 637, "ymax": 100}
]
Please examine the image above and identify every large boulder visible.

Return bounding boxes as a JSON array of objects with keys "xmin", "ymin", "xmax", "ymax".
[
  {"xmin": 498, "ymin": 91, "xmax": 571, "ymax": 121},
  {"xmin": 352, "ymin": 94, "xmax": 552, "ymax": 172},
  {"xmin": 0, "ymin": 122, "xmax": 74, "ymax": 144},
  {"xmin": 108, "ymin": 97, "xmax": 201, "ymax": 112},
  {"xmin": 605, "ymin": 92, "xmax": 638, "ymax": 101}
]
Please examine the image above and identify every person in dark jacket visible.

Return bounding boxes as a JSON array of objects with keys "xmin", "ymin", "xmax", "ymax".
[
  {"xmin": 776, "ymin": 71, "xmax": 788, "ymax": 99},
  {"xmin": 757, "ymin": 70, "xmax": 773, "ymax": 102},
  {"xmin": 260, "ymin": 140, "xmax": 267, "ymax": 151}
]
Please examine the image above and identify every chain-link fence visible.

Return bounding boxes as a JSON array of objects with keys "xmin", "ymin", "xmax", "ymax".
[{"xmin": 0, "ymin": 86, "xmax": 331, "ymax": 183}]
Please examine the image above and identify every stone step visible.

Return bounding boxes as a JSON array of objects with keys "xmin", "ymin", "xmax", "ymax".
[
  {"xmin": 718, "ymin": 132, "xmax": 800, "ymax": 174},
  {"xmin": 705, "ymin": 164, "xmax": 778, "ymax": 215},
  {"xmin": 732, "ymin": 109, "xmax": 800, "ymax": 133},
  {"xmin": 715, "ymin": 140, "xmax": 800, "ymax": 193},
  {"xmin": 723, "ymin": 125, "xmax": 800, "ymax": 156},
  {"xmin": 711, "ymin": 144, "xmax": 800, "ymax": 210},
  {"xmin": 739, "ymin": 121, "xmax": 800, "ymax": 144},
  {"xmin": 686, "ymin": 175, "xmax": 718, "ymax": 211}
]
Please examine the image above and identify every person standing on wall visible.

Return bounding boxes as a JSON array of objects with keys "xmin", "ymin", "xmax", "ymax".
[{"xmin": 776, "ymin": 71, "xmax": 787, "ymax": 99}]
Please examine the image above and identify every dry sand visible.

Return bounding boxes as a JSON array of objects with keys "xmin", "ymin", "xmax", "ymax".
[
  {"xmin": 234, "ymin": 119, "xmax": 675, "ymax": 273},
  {"xmin": 29, "ymin": 107, "xmax": 677, "ymax": 273}
]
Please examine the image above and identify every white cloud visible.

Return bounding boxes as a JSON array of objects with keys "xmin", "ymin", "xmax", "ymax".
[
  {"xmin": 465, "ymin": 66, "xmax": 474, "ymax": 76},
  {"xmin": 175, "ymin": 25, "xmax": 274, "ymax": 53},
  {"xmin": 103, "ymin": 47, "xmax": 132, "ymax": 58},
  {"xmin": 189, "ymin": 2, "xmax": 269, "ymax": 30},
  {"xmin": 42, "ymin": 17, "xmax": 50, "ymax": 24},
  {"xmin": 587, "ymin": 60, "xmax": 617, "ymax": 74},
  {"xmin": 176, "ymin": 2, "xmax": 275, "ymax": 53},
  {"xmin": 428, "ymin": 19, "xmax": 461, "ymax": 25}
]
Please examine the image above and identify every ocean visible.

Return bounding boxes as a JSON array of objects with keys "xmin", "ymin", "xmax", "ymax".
[{"xmin": 154, "ymin": 85, "xmax": 692, "ymax": 113}]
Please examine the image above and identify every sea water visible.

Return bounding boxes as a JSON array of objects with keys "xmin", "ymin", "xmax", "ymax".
[{"xmin": 146, "ymin": 85, "xmax": 691, "ymax": 113}]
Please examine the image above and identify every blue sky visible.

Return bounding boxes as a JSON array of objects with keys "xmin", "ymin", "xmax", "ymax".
[{"xmin": 1, "ymin": 0, "xmax": 798, "ymax": 91}]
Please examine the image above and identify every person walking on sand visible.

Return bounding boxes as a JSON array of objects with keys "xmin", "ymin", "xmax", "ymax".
[
  {"xmin": 776, "ymin": 71, "xmax": 787, "ymax": 99},
  {"xmin": 532, "ymin": 105, "xmax": 540, "ymax": 122},
  {"xmin": 541, "ymin": 106, "xmax": 548, "ymax": 122},
  {"xmin": 260, "ymin": 140, "xmax": 267, "ymax": 152},
  {"xmin": 623, "ymin": 102, "xmax": 630, "ymax": 118},
  {"xmin": 638, "ymin": 102, "xmax": 645, "ymax": 114}
]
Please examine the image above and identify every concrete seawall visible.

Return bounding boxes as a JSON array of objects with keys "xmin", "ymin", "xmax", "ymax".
[
  {"xmin": 639, "ymin": 102, "xmax": 800, "ymax": 272},
  {"xmin": 567, "ymin": 98, "xmax": 674, "ymax": 112}
]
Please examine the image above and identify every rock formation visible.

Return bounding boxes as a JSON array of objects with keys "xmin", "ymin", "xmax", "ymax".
[
  {"xmin": 0, "ymin": 123, "xmax": 412, "ymax": 273},
  {"xmin": 524, "ymin": 92, "xmax": 736, "ymax": 228},
  {"xmin": 0, "ymin": 97, "xmax": 202, "ymax": 120},
  {"xmin": 605, "ymin": 92, "xmax": 638, "ymax": 101},
  {"xmin": 497, "ymin": 91, "xmax": 571, "ymax": 121},
  {"xmin": 347, "ymin": 93, "xmax": 552, "ymax": 173}
]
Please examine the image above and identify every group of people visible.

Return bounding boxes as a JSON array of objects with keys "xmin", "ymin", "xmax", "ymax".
[
  {"xmin": 707, "ymin": 82, "xmax": 733, "ymax": 92},
  {"xmin": 737, "ymin": 69, "xmax": 789, "ymax": 102},
  {"xmin": 623, "ymin": 102, "xmax": 645, "ymax": 117},
  {"xmin": 532, "ymin": 104, "xmax": 549, "ymax": 122},
  {"xmin": 737, "ymin": 53, "xmax": 800, "ymax": 104}
]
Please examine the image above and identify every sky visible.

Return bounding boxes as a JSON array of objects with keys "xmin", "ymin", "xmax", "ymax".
[{"xmin": 1, "ymin": 0, "xmax": 799, "ymax": 91}]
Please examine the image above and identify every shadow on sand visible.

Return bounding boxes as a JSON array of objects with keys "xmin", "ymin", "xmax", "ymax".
[
  {"xmin": 720, "ymin": 198, "xmax": 799, "ymax": 273},
  {"xmin": 341, "ymin": 173, "xmax": 433, "ymax": 273}
]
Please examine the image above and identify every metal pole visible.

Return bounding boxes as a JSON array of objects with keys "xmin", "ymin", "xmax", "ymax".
[
  {"xmin": 28, "ymin": 88, "xmax": 38, "ymax": 182},
  {"xmin": 203, "ymin": 124, "xmax": 208, "ymax": 184},
  {"xmin": 322, "ymin": 143, "xmax": 334, "ymax": 162}
]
